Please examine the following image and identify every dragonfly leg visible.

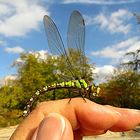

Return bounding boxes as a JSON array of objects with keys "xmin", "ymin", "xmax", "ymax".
[
  {"xmin": 83, "ymin": 89, "xmax": 88, "ymax": 98},
  {"xmin": 85, "ymin": 86, "xmax": 91, "ymax": 100},
  {"xmin": 79, "ymin": 89, "xmax": 86, "ymax": 102},
  {"xmin": 88, "ymin": 90, "xmax": 91, "ymax": 99}
]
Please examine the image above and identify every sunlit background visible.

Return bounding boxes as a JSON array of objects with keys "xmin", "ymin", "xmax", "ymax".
[{"xmin": 0, "ymin": 0, "xmax": 140, "ymax": 84}]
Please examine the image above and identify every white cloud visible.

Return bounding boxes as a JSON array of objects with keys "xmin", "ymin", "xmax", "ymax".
[
  {"xmin": 0, "ymin": 0, "xmax": 49, "ymax": 37},
  {"xmin": 5, "ymin": 46, "xmax": 25, "ymax": 53},
  {"xmin": 92, "ymin": 36, "xmax": 140, "ymax": 61},
  {"xmin": 63, "ymin": 0, "xmax": 139, "ymax": 4},
  {"xmin": 0, "ymin": 74, "xmax": 17, "ymax": 87},
  {"xmin": 12, "ymin": 50, "xmax": 48, "ymax": 67},
  {"xmin": 0, "ymin": 40, "xmax": 7, "ymax": 46},
  {"xmin": 86, "ymin": 9, "xmax": 132, "ymax": 34},
  {"xmin": 0, "ymin": 3, "xmax": 13, "ymax": 17},
  {"xmin": 93, "ymin": 65, "xmax": 115, "ymax": 83},
  {"xmin": 29, "ymin": 50, "xmax": 49, "ymax": 60},
  {"xmin": 14, "ymin": 57, "xmax": 24, "ymax": 64}
]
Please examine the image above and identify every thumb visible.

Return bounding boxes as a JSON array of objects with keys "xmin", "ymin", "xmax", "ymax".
[{"xmin": 32, "ymin": 113, "xmax": 73, "ymax": 140}]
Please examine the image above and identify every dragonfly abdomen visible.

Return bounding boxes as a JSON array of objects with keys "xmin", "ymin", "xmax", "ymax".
[
  {"xmin": 23, "ymin": 79, "xmax": 88, "ymax": 116},
  {"xmin": 42, "ymin": 79, "xmax": 88, "ymax": 92}
]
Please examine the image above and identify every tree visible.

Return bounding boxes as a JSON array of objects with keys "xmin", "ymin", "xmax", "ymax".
[
  {"xmin": 13, "ymin": 53, "xmax": 60, "ymax": 105},
  {"xmin": 101, "ymin": 70, "xmax": 140, "ymax": 109},
  {"xmin": 56, "ymin": 48, "xmax": 94, "ymax": 81},
  {"xmin": 0, "ymin": 49, "xmax": 95, "ymax": 127},
  {"xmin": 133, "ymin": 13, "xmax": 140, "ymax": 24},
  {"xmin": 1, "ymin": 49, "xmax": 94, "ymax": 110},
  {"xmin": 122, "ymin": 49, "xmax": 140, "ymax": 73},
  {"xmin": 0, "ymin": 84, "xmax": 23, "ymax": 109}
]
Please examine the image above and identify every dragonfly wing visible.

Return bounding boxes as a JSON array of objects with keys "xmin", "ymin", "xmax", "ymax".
[
  {"xmin": 44, "ymin": 15, "xmax": 76, "ymax": 80},
  {"xmin": 67, "ymin": 10, "xmax": 87, "ymax": 78},
  {"xmin": 44, "ymin": 15, "xmax": 66, "ymax": 56}
]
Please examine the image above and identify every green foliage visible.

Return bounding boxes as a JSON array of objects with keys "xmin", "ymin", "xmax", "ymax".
[
  {"xmin": 0, "ymin": 85, "xmax": 24, "ymax": 109},
  {"xmin": 100, "ymin": 47, "xmax": 140, "ymax": 109},
  {"xmin": 0, "ymin": 50, "xmax": 93, "ymax": 126},
  {"xmin": 56, "ymin": 48, "xmax": 94, "ymax": 81},
  {"xmin": 121, "ymin": 49, "xmax": 140, "ymax": 73},
  {"xmin": 0, "ymin": 108, "xmax": 22, "ymax": 127},
  {"xmin": 18, "ymin": 54, "xmax": 56, "ymax": 92},
  {"xmin": 100, "ymin": 70, "xmax": 140, "ymax": 109}
]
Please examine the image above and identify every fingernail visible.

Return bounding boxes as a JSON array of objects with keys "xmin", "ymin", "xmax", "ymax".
[
  {"xmin": 32, "ymin": 128, "xmax": 38, "ymax": 140},
  {"xmin": 33, "ymin": 113, "xmax": 66, "ymax": 140}
]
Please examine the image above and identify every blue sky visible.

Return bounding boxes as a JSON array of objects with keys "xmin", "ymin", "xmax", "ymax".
[{"xmin": 0, "ymin": 0, "xmax": 140, "ymax": 83}]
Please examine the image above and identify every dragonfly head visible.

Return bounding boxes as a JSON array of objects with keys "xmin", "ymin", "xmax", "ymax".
[{"xmin": 89, "ymin": 84, "xmax": 100, "ymax": 97}]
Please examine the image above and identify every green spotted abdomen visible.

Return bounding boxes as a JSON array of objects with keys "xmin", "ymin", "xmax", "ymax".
[{"xmin": 49, "ymin": 79, "xmax": 88, "ymax": 89}]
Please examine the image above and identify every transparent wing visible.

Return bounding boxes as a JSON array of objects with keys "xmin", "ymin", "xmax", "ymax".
[
  {"xmin": 67, "ymin": 10, "xmax": 87, "ymax": 78},
  {"xmin": 44, "ymin": 15, "xmax": 66, "ymax": 57},
  {"xmin": 44, "ymin": 15, "xmax": 76, "ymax": 79}
]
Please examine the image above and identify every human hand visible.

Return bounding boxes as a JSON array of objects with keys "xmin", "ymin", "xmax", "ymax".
[{"xmin": 10, "ymin": 98, "xmax": 140, "ymax": 140}]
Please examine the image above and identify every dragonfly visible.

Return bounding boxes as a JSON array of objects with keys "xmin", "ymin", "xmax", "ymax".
[{"xmin": 23, "ymin": 10, "xmax": 100, "ymax": 117}]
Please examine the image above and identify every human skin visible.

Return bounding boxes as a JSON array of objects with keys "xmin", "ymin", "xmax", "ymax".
[{"xmin": 10, "ymin": 98, "xmax": 140, "ymax": 140}]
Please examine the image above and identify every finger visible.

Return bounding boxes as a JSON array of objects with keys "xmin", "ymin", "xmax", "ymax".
[
  {"xmin": 74, "ymin": 99, "xmax": 121, "ymax": 131},
  {"xmin": 105, "ymin": 105, "xmax": 140, "ymax": 131},
  {"xmin": 32, "ymin": 113, "xmax": 73, "ymax": 140},
  {"xmin": 10, "ymin": 98, "xmax": 140, "ymax": 139},
  {"xmin": 10, "ymin": 98, "xmax": 118, "ymax": 139}
]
